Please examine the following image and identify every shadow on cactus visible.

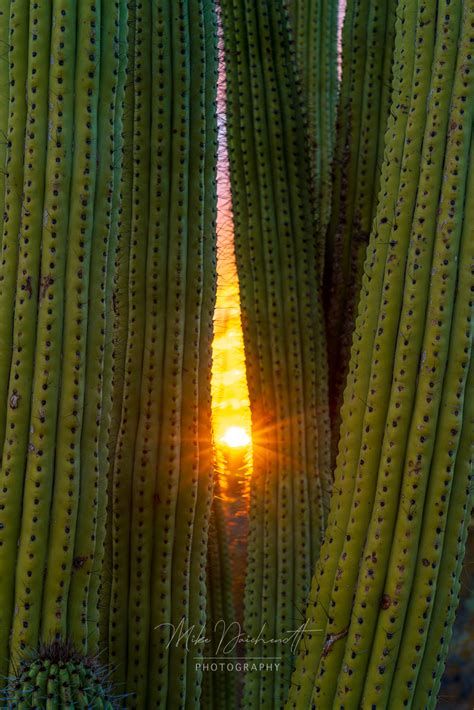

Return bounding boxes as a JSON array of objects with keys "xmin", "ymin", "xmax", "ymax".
[{"xmin": 3, "ymin": 640, "xmax": 125, "ymax": 709}]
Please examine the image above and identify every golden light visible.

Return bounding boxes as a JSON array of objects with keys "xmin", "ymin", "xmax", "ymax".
[
  {"xmin": 221, "ymin": 426, "xmax": 251, "ymax": 449},
  {"xmin": 211, "ymin": 116, "xmax": 252, "ymax": 461}
]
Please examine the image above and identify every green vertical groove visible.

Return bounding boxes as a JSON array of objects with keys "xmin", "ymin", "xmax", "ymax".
[
  {"xmin": 0, "ymin": 0, "xmax": 51, "ymax": 671},
  {"xmin": 162, "ymin": 0, "xmax": 194, "ymax": 700},
  {"xmin": 0, "ymin": 0, "xmax": 8, "ymax": 228},
  {"xmin": 362, "ymin": 6, "xmax": 474, "ymax": 701},
  {"xmin": 42, "ymin": 0, "xmax": 101, "ymax": 640},
  {"xmin": 147, "ymin": 0, "xmax": 203, "ymax": 703},
  {"xmin": 333, "ymin": 0, "xmax": 465, "ymax": 703},
  {"xmin": 122, "ymin": 0, "xmax": 152, "ymax": 701},
  {"xmin": 100, "ymin": 1, "xmax": 217, "ymax": 706},
  {"xmin": 413, "ymin": 150, "xmax": 474, "ymax": 709},
  {"xmin": 68, "ymin": 0, "xmax": 120, "ymax": 655},
  {"xmin": 390, "ymin": 127, "xmax": 474, "ymax": 709},
  {"xmin": 0, "ymin": 0, "xmax": 28, "ymax": 456},
  {"xmin": 0, "ymin": 0, "xmax": 29, "ymax": 671},
  {"xmin": 274, "ymin": 0, "xmax": 331, "ymax": 540},
  {"xmin": 8, "ymin": 0, "xmax": 74, "ymax": 668},
  {"xmin": 288, "ymin": 0, "xmax": 474, "ymax": 706},
  {"xmin": 92, "ymin": 0, "xmax": 128, "ymax": 655},
  {"xmin": 188, "ymin": 0, "xmax": 218, "ymax": 703},
  {"xmin": 416, "ymin": 367, "xmax": 473, "ymax": 709},
  {"xmin": 125, "ymin": 0, "xmax": 164, "ymax": 700},
  {"xmin": 288, "ymin": 0, "xmax": 339, "ymax": 273},
  {"xmin": 108, "ymin": 0, "xmax": 137, "ymax": 677}
]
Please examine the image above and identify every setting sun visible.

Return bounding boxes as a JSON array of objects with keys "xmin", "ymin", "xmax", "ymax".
[{"xmin": 221, "ymin": 426, "xmax": 251, "ymax": 449}]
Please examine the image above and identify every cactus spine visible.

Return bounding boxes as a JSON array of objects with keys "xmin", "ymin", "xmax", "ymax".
[
  {"xmin": 221, "ymin": 0, "xmax": 331, "ymax": 704},
  {"xmin": 288, "ymin": 0, "xmax": 474, "ymax": 705},
  {"xmin": 5, "ymin": 641, "xmax": 117, "ymax": 709}
]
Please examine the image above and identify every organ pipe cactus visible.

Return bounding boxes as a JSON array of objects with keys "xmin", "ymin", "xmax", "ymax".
[
  {"xmin": 287, "ymin": 0, "xmax": 339, "ymax": 274},
  {"xmin": 0, "ymin": 2, "xmax": 218, "ymax": 708},
  {"xmin": 0, "ymin": 0, "xmax": 124, "ymax": 676},
  {"xmin": 324, "ymin": 0, "xmax": 397, "ymax": 458},
  {"xmin": 287, "ymin": 0, "xmax": 474, "ymax": 705},
  {"xmin": 104, "ymin": 0, "xmax": 218, "ymax": 707},
  {"xmin": 202, "ymin": 487, "xmax": 238, "ymax": 709},
  {"xmin": 220, "ymin": 0, "xmax": 331, "ymax": 705}
]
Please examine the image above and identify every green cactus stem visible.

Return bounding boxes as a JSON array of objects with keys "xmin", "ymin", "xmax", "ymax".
[
  {"xmin": 0, "ymin": 0, "xmax": 126, "ymax": 680},
  {"xmin": 287, "ymin": 0, "xmax": 474, "ymax": 706},
  {"xmin": 287, "ymin": 0, "xmax": 339, "ymax": 277},
  {"xmin": 4, "ymin": 640, "xmax": 118, "ymax": 709},
  {"xmin": 202, "ymin": 485, "xmax": 238, "ymax": 709},
  {"xmin": 324, "ymin": 0, "xmax": 397, "ymax": 460},
  {"xmin": 221, "ymin": 0, "xmax": 332, "ymax": 705},
  {"xmin": 103, "ymin": 1, "xmax": 218, "ymax": 707}
]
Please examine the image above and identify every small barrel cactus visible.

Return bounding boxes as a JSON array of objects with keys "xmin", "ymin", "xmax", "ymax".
[{"xmin": 5, "ymin": 640, "xmax": 119, "ymax": 709}]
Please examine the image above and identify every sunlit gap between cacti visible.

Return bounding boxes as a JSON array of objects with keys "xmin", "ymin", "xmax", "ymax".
[{"xmin": 210, "ymin": 28, "xmax": 252, "ymax": 622}]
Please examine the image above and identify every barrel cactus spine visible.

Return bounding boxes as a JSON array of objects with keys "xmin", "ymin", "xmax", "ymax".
[{"xmin": 4, "ymin": 640, "xmax": 118, "ymax": 709}]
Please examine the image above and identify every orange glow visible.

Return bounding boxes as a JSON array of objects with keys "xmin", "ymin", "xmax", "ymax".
[
  {"xmin": 211, "ymin": 115, "xmax": 252, "ymax": 460},
  {"xmin": 211, "ymin": 225, "xmax": 252, "ymax": 455},
  {"xmin": 221, "ymin": 426, "xmax": 251, "ymax": 449}
]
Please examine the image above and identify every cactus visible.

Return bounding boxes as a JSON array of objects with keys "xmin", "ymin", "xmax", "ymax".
[
  {"xmin": 286, "ymin": 0, "xmax": 339, "ymax": 276},
  {"xmin": 287, "ymin": 0, "xmax": 474, "ymax": 705},
  {"xmin": 0, "ymin": 0, "xmax": 125, "ymax": 676},
  {"xmin": 220, "ymin": 0, "xmax": 331, "ymax": 705},
  {"xmin": 103, "ymin": 0, "xmax": 218, "ymax": 706},
  {"xmin": 324, "ymin": 0, "xmax": 397, "ymax": 457},
  {"xmin": 202, "ymin": 486, "xmax": 238, "ymax": 709},
  {"xmin": 4, "ymin": 640, "xmax": 118, "ymax": 709}
]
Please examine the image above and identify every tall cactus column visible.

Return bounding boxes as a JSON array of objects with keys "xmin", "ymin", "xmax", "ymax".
[
  {"xmin": 105, "ymin": 0, "xmax": 218, "ymax": 707},
  {"xmin": 0, "ymin": 0, "xmax": 125, "ymax": 679},
  {"xmin": 288, "ymin": 0, "xmax": 474, "ymax": 705},
  {"xmin": 286, "ymin": 0, "xmax": 339, "ymax": 276},
  {"xmin": 221, "ymin": 0, "xmax": 331, "ymax": 706},
  {"xmin": 324, "ymin": 0, "xmax": 397, "ymax": 457}
]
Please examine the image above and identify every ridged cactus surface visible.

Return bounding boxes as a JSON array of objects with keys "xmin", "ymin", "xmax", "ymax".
[
  {"xmin": 0, "ymin": 0, "xmax": 125, "ymax": 677},
  {"xmin": 220, "ymin": 0, "xmax": 331, "ymax": 705},
  {"xmin": 0, "ymin": 2, "xmax": 218, "ymax": 708},
  {"xmin": 104, "ymin": 0, "xmax": 218, "ymax": 707},
  {"xmin": 287, "ymin": 0, "xmax": 339, "ymax": 275},
  {"xmin": 288, "ymin": 0, "xmax": 474, "ymax": 704},
  {"xmin": 324, "ymin": 0, "xmax": 397, "ymax": 457}
]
